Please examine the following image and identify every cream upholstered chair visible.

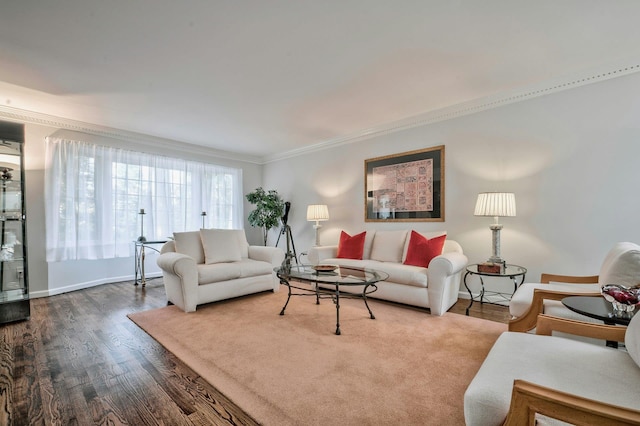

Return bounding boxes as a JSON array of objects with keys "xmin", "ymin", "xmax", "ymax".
[
  {"xmin": 509, "ymin": 242, "xmax": 640, "ymax": 332},
  {"xmin": 464, "ymin": 312, "xmax": 640, "ymax": 426}
]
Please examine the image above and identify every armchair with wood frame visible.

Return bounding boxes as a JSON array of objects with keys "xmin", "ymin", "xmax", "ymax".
[
  {"xmin": 464, "ymin": 312, "xmax": 640, "ymax": 426},
  {"xmin": 508, "ymin": 242, "xmax": 640, "ymax": 332}
]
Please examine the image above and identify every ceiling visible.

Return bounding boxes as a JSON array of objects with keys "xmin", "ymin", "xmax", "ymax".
[{"xmin": 1, "ymin": 1, "xmax": 640, "ymax": 162}]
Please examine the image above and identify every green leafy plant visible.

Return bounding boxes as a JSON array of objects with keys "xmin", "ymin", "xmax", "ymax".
[{"xmin": 246, "ymin": 187, "xmax": 285, "ymax": 246}]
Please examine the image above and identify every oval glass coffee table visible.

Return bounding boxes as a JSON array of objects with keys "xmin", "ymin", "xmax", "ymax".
[{"xmin": 276, "ymin": 264, "xmax": 389, "ymax": 335}]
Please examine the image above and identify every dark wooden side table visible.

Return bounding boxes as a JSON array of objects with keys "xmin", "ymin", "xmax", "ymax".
[
  {"xmin": 463, "ymin": 263, "xmax": 527, "ymax": 315},
  {"xmin": 562, "ymin": 296, "xmax": 634, "ymax": 348}
]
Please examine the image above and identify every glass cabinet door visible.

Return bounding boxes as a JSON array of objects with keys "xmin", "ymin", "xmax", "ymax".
[{"xmin": 0, "ymin": 121, "xmax": 29, "ymax": 323}]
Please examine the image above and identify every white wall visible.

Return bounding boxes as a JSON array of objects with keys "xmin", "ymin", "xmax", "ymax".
[
  {"xmin": 20, "ymin": 125, "xmax": 264, "ymax": 297},
  {"xmin": 15, "ymin": 71, "xmax": 640, "ymax": 300},
  {"xmin": 24, "ymin": 124, "xmax": 56, "ymax": 296},
  {"xmin": 263, "ymin": 72, "xmax": 640, "ymax": 297}
]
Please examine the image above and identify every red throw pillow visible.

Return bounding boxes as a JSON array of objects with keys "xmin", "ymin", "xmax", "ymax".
[
  {"xmin": 337, "ymin": 231, "xmax": 366, "ymax": 259},
  {"xmin": 403, "ymin": 231, "xmax": 446, "ymax": 268}
]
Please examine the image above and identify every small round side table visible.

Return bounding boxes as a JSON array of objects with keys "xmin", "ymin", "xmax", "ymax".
[
  {"xmin": 464, "ymin": 263, "xmax": 527, "ymax": 315},
  {"xmin": 562, "ymin": 296, "xmax": 634, "ymax": 348}
]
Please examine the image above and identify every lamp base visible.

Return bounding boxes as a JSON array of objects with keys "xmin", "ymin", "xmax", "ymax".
[
  {"xmin": 312, "ymin": 223, "xmax": 322, "ymax": 246},
  {"xmin": 137, "ymin": 236, "xmax": 147, "ymax": 242},
  {"xmin": 488, "ymin": 225, "xmax": 504, "ymax": 268}
]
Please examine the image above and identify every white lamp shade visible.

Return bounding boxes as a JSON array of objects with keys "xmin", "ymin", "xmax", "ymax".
[
  {"xmin": 306, "ymin": 204, "xmax": 329, "ymax": 221},
  {"xmin": 474, "ymin": 192, "xmax": 516, "ymax": 217}
]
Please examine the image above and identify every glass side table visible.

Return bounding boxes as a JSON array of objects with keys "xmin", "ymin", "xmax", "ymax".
[
  {"xmin": 463, "ymin": 263, "xmax": 527, "ymax": 315},
  {"xmin": 133, "ymin": 240, "xmax": 167, "ymax": 287}
]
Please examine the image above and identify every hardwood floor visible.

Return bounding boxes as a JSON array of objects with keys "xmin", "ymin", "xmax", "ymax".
[
  {"xmin": 448, "ymin": 296, "xmax": 512, "ymax": 323},
  {"xmin": 0, "ymin": 279, "xmax": 509, "ymax": 425}
]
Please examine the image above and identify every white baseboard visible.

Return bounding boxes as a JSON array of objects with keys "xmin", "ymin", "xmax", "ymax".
[
  {"xmin": 458, "ymin": 290, "xmax": 471, "ymax": 300},
  {"xmin": 29, "ymin": 272, "xmax": 163, "ymax": 299}
]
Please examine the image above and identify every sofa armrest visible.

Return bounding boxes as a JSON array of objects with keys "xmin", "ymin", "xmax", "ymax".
[
  {"xmin": 248, "ymin": 245, "xmax": 285, "ymax": 267},
  {"xmin": 156, "ymin": 252, "xmax": 199, "ymax": 312},
  {"xmin": 160, "ymin": 240, "xmax": 176, "ymax": 254},
  {"xmin": 157, "ymin": 252, "xmax": 198, "ymax": 281},
  {"xmin": 535, "ymin": 314, "xmax": 627, "ymax": 342},
  {"xmin": 428, "ymin": 251, "xmax": 467, "ymax": 276},
  {"xmin": 508, "ymin": 288, "xmax": 601, "ymax": 332},
  {"xmin": 540, "ymin": 273, "xmax": 599, "ymax": 284},
  {"xmin": 427, "ymin": 251, "xmax": 468, "ymax": 316},
  {"xmin": 504, "ymin": 379, "xmax": 640, "ymax": 426},
  {"xmin": 308, "ymin": 245, "xmax": 338, "ymax": 264}
]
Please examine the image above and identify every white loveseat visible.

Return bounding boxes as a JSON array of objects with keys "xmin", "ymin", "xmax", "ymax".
[
  {"xmin": 308, "ymin": 230, "xmax": 467, "ymax": 316},
  {"xmin": 157, "ymin": 229, "xmax": 285, "ymax": 312}
]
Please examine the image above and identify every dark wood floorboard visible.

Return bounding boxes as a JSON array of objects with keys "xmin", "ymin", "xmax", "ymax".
[{"xmin": 0, "ymin": 278, "xmax": 508, "ymax": 425}]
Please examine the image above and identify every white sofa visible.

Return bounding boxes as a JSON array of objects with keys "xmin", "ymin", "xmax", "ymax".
[
  {"xmin": 156, "ymin": 229, "xmax": 285, "ymax": 312},
  {"xmin": 308, "ymin": 230, "xmax": 467, "ymax": 316}
]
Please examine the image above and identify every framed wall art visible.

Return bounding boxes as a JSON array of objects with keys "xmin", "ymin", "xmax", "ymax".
[{"xmin": 364, "ymin": 145, "xmax": 444, "ymax": 222}]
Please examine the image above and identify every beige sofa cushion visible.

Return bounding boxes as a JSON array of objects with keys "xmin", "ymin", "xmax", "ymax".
[
  {"xmin": 509, "ymin": 282, "xmax": 599, "ymax": 318},
  {"xmin": 173, "ymin": 230, "xmax": 205, "ymax": 264},
  {"xmin": 200, "ymin": 228, "xmax": 243, "ymax": 264},
  {"xmin": 598, "ymin": 242, "xmax": 640, "ymax": 286},
  {"xmin": 318, "ymin": 258, "xmax": 428, "ymax": 288},
  {"xmin": 198, "ymin": 262, "xmax": 241, "ymax": 283},
  {"xmin": 232, "ymin": 229, "xmax": 250, "ymax": 258},
  {"xmin": 376, "ymin": 262, "xmax": 428, "ymax": 288},
  {"xmin": 197, "ymin": 258, "xmax": 273, "ymax": 284},
  {"xmin": 370, "ymin": 230, "xmax": 408, "ymax": 262},
  {"xmin": 626, "ymin": 312, "xmax": 640, "ymax": 369},
  {"xmin": 362, "ymin": 230, "xmax": 376, "ymax": 260}
]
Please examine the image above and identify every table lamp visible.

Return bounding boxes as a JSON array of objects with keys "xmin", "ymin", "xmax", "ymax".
[
  {"xmin": 474, "ymin": 192, "xmax": 516, "ymax": 264},
  {"xmin": 306, "ymin": 204, "xmax": 329, "ymax": 246}
]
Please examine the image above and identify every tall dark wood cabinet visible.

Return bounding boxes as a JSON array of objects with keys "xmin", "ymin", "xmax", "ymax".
[{"xmin": 0, "ymin": 121, "xmax": 29, "ymax": 323}]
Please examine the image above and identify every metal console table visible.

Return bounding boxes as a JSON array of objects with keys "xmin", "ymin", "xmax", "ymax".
[
  {"xmin": 133, "ymin": 240, "xmax": 167, "ymax": 287},
  {"xmin": 464, "ymin": 263, "xmax": 527, "ymax": 315}
]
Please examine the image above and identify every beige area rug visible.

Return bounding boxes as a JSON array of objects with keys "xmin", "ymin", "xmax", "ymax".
[{"xmin": 128, "ymin": 288, "xmax": 506, "ymax": 425}]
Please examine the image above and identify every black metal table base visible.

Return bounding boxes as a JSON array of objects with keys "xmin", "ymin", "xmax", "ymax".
[
  {"xmin": 463, "ymin": 271, "xmax": 525, "ymax": 315},
  {"xmin": 279, "ymin": 278, "xmax": 377, "ymax": 335}
]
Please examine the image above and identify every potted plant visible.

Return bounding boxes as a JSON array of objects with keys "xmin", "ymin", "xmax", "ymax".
[{"xmin": 246, "ymin": 187, "xmax": 285, "ymax": 246}]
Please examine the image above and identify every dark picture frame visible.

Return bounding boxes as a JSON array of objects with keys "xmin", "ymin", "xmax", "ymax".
[{"xmin": 364, "ymin": 145, "xmax": 444, "ymax": 222}]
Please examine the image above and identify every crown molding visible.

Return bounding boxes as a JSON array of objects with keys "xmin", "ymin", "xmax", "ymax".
[
  {"xmin": 2, "ymin": 57, "xmax": 639, "ymax": 166},
  {"xmin": 0, "ymin": 105, "xmax": 264, "ymax": 165},
  {"xmin": 263, "ymin": 58, "xmax": 640, "ymax": 164}
]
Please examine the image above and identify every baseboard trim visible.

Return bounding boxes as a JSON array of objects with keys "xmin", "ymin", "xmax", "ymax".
[{"xmin": 29, "ymin": 272, "xmax": 163, "ymax": 299}]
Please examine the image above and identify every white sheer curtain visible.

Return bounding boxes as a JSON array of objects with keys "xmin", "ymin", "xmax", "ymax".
[{"xmin": 45, "ymin": 137, "xmax": 243, "ymax": 261}]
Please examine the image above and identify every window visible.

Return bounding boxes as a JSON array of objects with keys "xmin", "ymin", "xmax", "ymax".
[{"xmin": 45, "ymin": 137, "xmax": 243, "ymax": 261}]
